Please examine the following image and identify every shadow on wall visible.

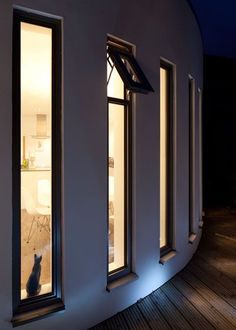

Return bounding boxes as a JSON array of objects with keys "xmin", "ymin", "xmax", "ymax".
[{"xmin": 203, "ymin": 56, "xmax": 236, "ymax": 209}]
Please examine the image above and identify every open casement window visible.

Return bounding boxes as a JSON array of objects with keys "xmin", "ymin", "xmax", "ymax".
[
  {"xmin": 107, "ymin": 44, "xmax": 154, "ymax": 94},
  {"xmin": 12, "ymin": 9, "xmax": 64, "ymax": 326},
  {"xmin": 160, "ymin": 60, "xmax": 174, "ymax": 257},
  {"xmin": 107, "ymin": 37, "xmax": 152, "ymax": 283}
]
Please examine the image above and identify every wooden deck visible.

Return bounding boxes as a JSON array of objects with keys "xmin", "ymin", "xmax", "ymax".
[{"xmin": 91, "ymin": 211, "xmax": 236, "ymax": 329}]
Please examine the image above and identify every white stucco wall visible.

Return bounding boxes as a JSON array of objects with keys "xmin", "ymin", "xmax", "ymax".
[{"xmin": 0, "ymin": 0, "xmax": 203, "ymax": 329}]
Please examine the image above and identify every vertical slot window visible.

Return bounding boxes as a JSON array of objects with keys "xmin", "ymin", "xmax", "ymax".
[
  {"xmin": 107, "ymin": 37, "xmax": 153, "ymax": 281},
  {"xmin": 13, "ymin": 9, "xmax": 63, "ymax": 326},
  {"xmin": 198, "ymin": 88, "xmax": 203, "ymax": 223},
  {"xmin": 107, "ymin": 40, "xmax": 131, "ymax": 279},
  {"xmin": 160, "ymin": 61, "xmax": 173, "ymax": 255},
  {"xmin": 189, "ymin": 76, "xmax": 196, "ymax": 238}
]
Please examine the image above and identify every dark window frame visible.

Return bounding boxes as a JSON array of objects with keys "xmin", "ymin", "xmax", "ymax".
[
  {"xmin": 12, "ymin": 9, "xmax": 64, "ymax": 326},
  {"xmin": 160, "ymin": 60, "xmax": 174, "ymax": 257},
  {"xmin": 198, "ymin": 88, "xmax": 203, "ymax": 223},
  {"xmin": 107, "ymin": 38, "xmax": 133, "ymax": 283},
  {"xmin": 107, "ymin": 45, "xmax": 154, "ymax": 94},
  {"xmin": 189, "ymin": 76, "xmax": 196, "ymax": 236}
]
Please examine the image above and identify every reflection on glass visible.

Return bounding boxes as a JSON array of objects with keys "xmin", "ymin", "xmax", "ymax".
[
  {"xmin": 108, "ymin": 104, "xmax": 125, "ymax": 272},
  {"xmin": 20, "ymin": 22, "xmax": 52, "ymax": 299},
  {"xmin": 121, "ymin": 55, "xmax": 140, "ymax": 83},
  {"xmin": 160, "ymin": 67, "xmax": 168, "ymax": 248}
]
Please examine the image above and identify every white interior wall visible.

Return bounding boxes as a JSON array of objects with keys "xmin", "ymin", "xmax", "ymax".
[{"xmin": 0, "ymin": 0, "xmax": 203, "ymax": 329}]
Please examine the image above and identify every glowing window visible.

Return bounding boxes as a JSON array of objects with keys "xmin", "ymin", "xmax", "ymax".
[
  {"xmin": 107, "ymin": 38, "xmax": 132, "ymax": 280},
  {"xmin": 12, "ymin": 9, "xmax": 63, "ymax": 326},
  {"xmin": 160, "ymin": 61, "xmax": 174, "ymax": 255}
]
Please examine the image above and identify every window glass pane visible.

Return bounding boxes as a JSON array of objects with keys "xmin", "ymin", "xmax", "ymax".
[
  {"xmin": 107, "ymin": 58, "xmax": 124, "ymax": 99},
  {"xmin": 120, "ymin": 56, "xmax": 141, "ymax": 83},
  {"xmin": 107, "ymin": 45, "xmax": 154, "ymax": 94},
  {"xmin": 160, "ymin": 67, "xmax": 168, "ymax": 248},
  {"xmin": 108, "ymin": 103, "xmax": 125, "ymax": 272},
  {"xmin": 20, "ymin": 22, "xmax": 52, "ymax": 299}
]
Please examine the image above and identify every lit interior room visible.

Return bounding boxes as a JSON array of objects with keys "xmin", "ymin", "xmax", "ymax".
[
  {"xmin": 107, "ymin": 58, "xmax": 125, "ymax": 272},
  {"xmin": 20, "ymin": 22, "xmax": 52, "ymax": 299}
]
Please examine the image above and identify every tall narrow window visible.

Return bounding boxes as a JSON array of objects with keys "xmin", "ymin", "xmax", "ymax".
[
  {"xmin": 107, "ymin": 37, "xmax": 153, "ymax": 282},
  {"xmin": 160, "ymin": 61, "xmax": 173, "ymax": 256},
  {"xmin": 189, "ymin": 76, "xmax": 196, "ymax": 239},
  {"xmin": 107, "ymin": 40, "xmax": 131, "ymax": 281},
  {"xmin": 198, "ymin": 88, "xmax": 203, "ymax": 225},
  {"xmin": 12, "ymin": 9, "xmax": 64, "ymax": 325}
]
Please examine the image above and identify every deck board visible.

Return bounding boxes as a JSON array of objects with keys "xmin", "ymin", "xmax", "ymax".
[
  {"xmin": 90, "ymin": 212, "xmax": 236, "ymax": 329},
  {"xmin": 137, "ymin": 296, "xmax": 171, "ymax": 330},
  {"xmin": 180, "ymin": 269, "xmax": 236, "ymax": 327},
  {"xmin": 161, "ymin": 281, "xmax": 214, "ymax": 329},
  {"xmin": 193, "ymin": 254, "xmax": 236, "ymax": 291},
  {"xmin": 106, "ymin": 312, "xmax": 129, "ymax": 330},
  {"xmin": 172, "ymin": 275, "xmax": 235, "ymax": 329},
  {"xmin": 122, "ymin": 304, "xmax": 150, "ymax": 329},
  {"xmin": 150, "ymin": 289, "xmax": 192, "ymax": 329},
  {"xmin": 187, "ymin": 260, "xmax": 236, "ymax": 308}
]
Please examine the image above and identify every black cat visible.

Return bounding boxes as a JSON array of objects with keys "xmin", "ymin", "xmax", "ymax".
[{"xmin": 26, "ymin": 254, "xmax": 42, "ymax": 297}]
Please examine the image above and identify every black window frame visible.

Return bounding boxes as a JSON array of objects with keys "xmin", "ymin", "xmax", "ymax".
[
  {"xmin": 189, "ymin": 76, "xmax": 196, "ymax": 237},
  {"xmin": 107, "ymin": 44, "xmax": 154, "ymax": 94},
  {"xmin": 198, "ymin": 88, "xmax": 203, "ymax": 224},
  {"xmin": 107, "ymin": 37, "xmax": 133, "ymax": 283},
  {"xmin": 12, "ymin": 9, "xmax": 64, "ymax": 326},
  {"xmin": 160, "ymin": 60, "xmax": 174, "ymax": 258},
  {"xmin": 107, "ymin": 98, "xmax": 132, "ymax": 282}
]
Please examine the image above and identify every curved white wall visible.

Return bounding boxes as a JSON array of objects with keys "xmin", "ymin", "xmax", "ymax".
[{"xmin": 0, "ymin": 0, "xmax": 203, "ymax": 329}]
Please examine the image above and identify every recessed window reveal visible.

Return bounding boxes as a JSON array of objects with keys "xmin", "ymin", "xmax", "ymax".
[{"xmin": 160, "ymin": 61, "xmax": 174, "ymax": 256}]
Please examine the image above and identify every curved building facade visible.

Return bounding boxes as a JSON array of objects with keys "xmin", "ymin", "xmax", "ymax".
[{"xmin": 0, "ymin": 0, "xmax": 203, "ymax": 329}]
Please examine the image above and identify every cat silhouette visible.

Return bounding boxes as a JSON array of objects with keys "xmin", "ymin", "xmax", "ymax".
[{"xmin": 26, "ymin": 254, "xmax": 42, "ymax": 297}]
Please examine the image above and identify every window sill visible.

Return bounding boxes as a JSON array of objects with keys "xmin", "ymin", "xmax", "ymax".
[
  {"xmin": 159, "ymin": 250, "xmax": 177, "ymax": 265},
  {"xmin": 189, "ymin": 233, "xmax": 197, "ymax": 244},
  {"xmin": 12, "ymin": 300, "xmax": 65, "ymax": 327},
  {"xmin": 106, "ymin": 272, "xmax": 138, "ymax": 292}
]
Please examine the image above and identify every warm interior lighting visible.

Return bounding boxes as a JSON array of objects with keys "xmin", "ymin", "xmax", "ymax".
[
  {"xmin": 108, "ymin": 104, "xmax": 125, "ymax": 272},
  {"xmin": 21, "ymin": 22, "xmax": 51, "ymax": 111},
  {"xmin": 107, "ymin": 51, "xmax": 126, "ymax": 273},
  {"xmin": 35, "ymin": 114, "xmax": 48, "ymax": 137},
  {"xmin": 107, "ymin": 58, "xmax": 124, "ymax": 99},
  {"xmin": 38, "ymin": 179, "xmax": 51, "ymax": 207},
  {"xmin": 160, "ymin": 67, "xmax": 168, "ymax": 248},
  {"xmin": 20, "ymin": 22, "xmax": 52, "ymax": 300}
]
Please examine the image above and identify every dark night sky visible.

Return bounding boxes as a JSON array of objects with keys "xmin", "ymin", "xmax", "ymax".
[
  {"xmin": 188, "ymin": 0, "xmax": 236, "ymax": 58},
  {"xmin": 188, "ymin": 1, "xmax": 236, "ymax": 207}
]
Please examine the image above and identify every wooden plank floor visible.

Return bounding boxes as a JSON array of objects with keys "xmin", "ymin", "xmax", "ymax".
[{"xmin": 91, "ymin": 210, "xmax": 236, "ymax": 329}]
